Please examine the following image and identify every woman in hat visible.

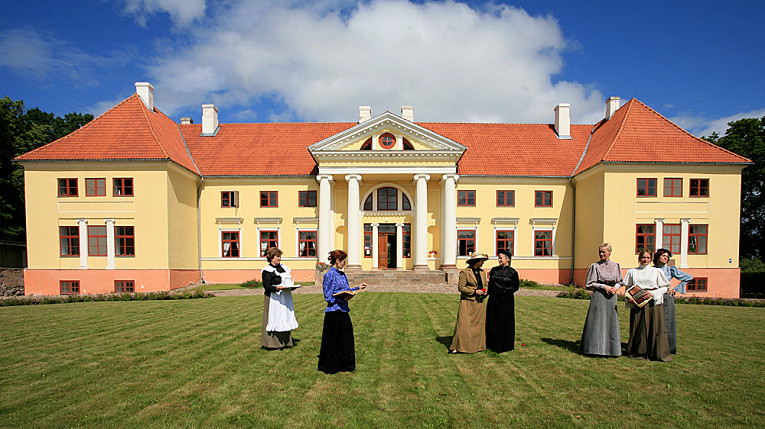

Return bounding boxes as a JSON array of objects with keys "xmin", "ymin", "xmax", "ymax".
[
  {"xmin": 486, "ymin": 249, "xmax": 520, "ymax": 353},
  {"xmin": 449, "ymin": 252, "xmax": 489, "ymax": 354},
  {"xmin": 579, "ymin": 243, "xmax": 623, "ymax": 357},
  {"xmin": 652, "ymin": 248, "xmax": 693, "ymax": 354}
]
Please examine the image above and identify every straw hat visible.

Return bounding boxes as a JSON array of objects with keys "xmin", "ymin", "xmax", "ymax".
[{"xmin": 466, "ymin": 252, "xmax": 489, "ymax": 265}]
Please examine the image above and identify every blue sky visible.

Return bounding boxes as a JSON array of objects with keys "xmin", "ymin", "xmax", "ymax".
[{"xmin": 1, "ymin": 0, "xmax": 763, "ymax": 137}]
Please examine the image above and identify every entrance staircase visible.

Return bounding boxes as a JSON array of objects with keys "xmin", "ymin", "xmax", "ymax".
[{"xmin": 344, "ymin": 270, "xmax": 452, "ymax": 287}]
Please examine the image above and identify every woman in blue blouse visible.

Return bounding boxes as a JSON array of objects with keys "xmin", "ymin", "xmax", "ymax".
[
  {"xmin": 318, "ymin": 249, "xmax": 367, "ymax": 374},
  {"xmin": 653, "ymin": 248, "xmax": 693, "ymax": 354}
]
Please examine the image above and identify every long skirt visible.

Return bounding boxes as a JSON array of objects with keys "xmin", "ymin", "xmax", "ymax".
[
  {"xmin": 450, "ymin": 298, "xmax": 486, "ymax": 353},
  {"xmin": 261, "ymin": 295, "xmax": 293, "ymax": 349},
  {"xmin": 626, "ymin": 302, "xmax": 671, "ymax": 362},
  {"xmin": 580, "ymin": 290, "xmax": 621, "ymax": 357},
  {"xmin": 663, "ymin": 293, "xmax": 677, "ymax": 354},
  {"xmin": 486, "ymin": 293, "xmax": 515, "ymax": 353},
  {"xmin": 318, "ymin": 311, "xmax": 355, "ymax": 373}
]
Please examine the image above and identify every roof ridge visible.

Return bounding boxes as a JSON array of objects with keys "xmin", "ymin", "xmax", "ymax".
[
  {"xmin": 138, "ymin": 98, "xmax": 170, "ymax": 160},
  {"xmin": 601, "ymin": 98, "xmax": 634, "ymax": 160}
]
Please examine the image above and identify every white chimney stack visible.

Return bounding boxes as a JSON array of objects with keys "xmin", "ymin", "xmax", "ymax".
[
  {"xmin": 201, "ymin": 104, "xmax": 219, "ymax": 136},
  {"xmin": 605, "ymin": 97, "xmax": 621, "ymax": 119},
  {"xmin": 359, "ymin": 106, "xmax": 371, "ymax": 123},
  {"xmin": 135, "ymin": 82, "xmax": 154, "ymax": 111},
  {"xmin": 401, "ymin": 105, "xmax": 414, "ymax": 122},
  {"xmin": 554, "ymin": 103, "xmax": 571, "ymax": 139},
  {"xmin": 180, "ymin": 117, "xmax": 193, "ymax": 125}
]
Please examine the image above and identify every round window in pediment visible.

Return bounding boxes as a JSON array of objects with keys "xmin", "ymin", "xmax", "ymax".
[{"xmin": 379, "ymin": 133, "xmax": 396, "ymax": 149}]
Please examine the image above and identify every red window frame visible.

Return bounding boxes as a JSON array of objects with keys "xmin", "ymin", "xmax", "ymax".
[
  {"xmin": 497, "ymin": 190, "xmax": 515, "ymax": 207},
  {"xmin": 664, "ymin": 178, "xmax": 682, "ymax": 197},
  {"xmin": 222, "ymin": 231, "xmax": 240, "ymax": 258},
  {"xmin": 534, "ymin": 191, "xmax": 552, "ymax": 207},
  {"xmin": 496, "ymin": 230, "xmax": 514, "ymax": 254},
  {"xmin": 534, "ymin": 230, "xmax": 552, "ymax": 256},
  {"xmin": 379, "ymin": 133, "xmax": 396, "ymax": 149},
  {"xmin": 689, "ymin": 224, "xmax": 708, "ymax": 255},
  {"xmin": 299, "ymin": 190, "xmax": 317, "ymax": 207},
  {"xmin": 115, "ymin": 280, "xmax": 135, "ymax": 293},
  {"xmin": 115, "ymin": 226, "xmax": 135, "ymax": 257},
  {"xmin": 59, "ymin": 226, "xmax": 80, "ymax": 256},
  {"xmin": 221, "ymin": 191, "xmax": 238, "ymax": 208},
  {"xmin": 85, "ymin": 178, "xmax": 106, "ymax": 196},
  {"xmin": 88, "ymin": 225, "xmax": 107, "ymax": 256},
  {"xmin": 458, "ymin": 190, "xmax": 476, "ymax": 207},
  {"xmin": 377, "ymin": 187, "xmax": 398, "ymax": 210},
  {"xmin": 113, "ymin": 178, "xmax": 134, "ymax": 196},
  {"xmin": 60, "ymin": 280, "xmax": 80, "ymax": 295},
  {"xmin": 458, "ymin": 230, "xmax": 475, "ymax": 256},
  {"xmin": 58, "ymin": 178, "xmax": 78, "ymax": 197},
  {"xmin": 364, "ymin": 224, "xmax": 372, "ymax": 258},
  {"xmin": 259, "ymin": 230, "xmax": 278, "ymax": 256},
  {"xmin": 260, "ymin": 191, "xmax": 278, "ymax": 207},
  {"xmin": 637, "ymin": 178, "xmax": 657, "ymax": 197},
  {"xmin": 663, "ymin": 224, "xmax": 681, "ymax": 255},
  {"xmin": 690, "ymin": 179, "xmax": 709, "ymax": 197},
  {"xmin": 687, "ymin": 278, "xmax": 707, "ymax": 292},
  {"xmin": 299, "ymin": 230, "xmax": 317, "ymax": 257},
  {"xmin": 403, "ymin": 224, "xmax": 411, "ymax": 258},
  {"xmin": 635, "ymin": 224, "xmax": 656, "ymax": 253},
  {"xmin": 360, "ymin": 138, "xmax": 372, "ymax": 150}
]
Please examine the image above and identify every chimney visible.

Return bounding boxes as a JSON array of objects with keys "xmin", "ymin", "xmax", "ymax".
[
  {"xmin": 135, "ymin": 82, "xmax": 154, "ymax": 111},
  {"xmin": 359, "ymin": 106, "xmax": 371, "ymax": 123},
  {"xmin": 201, "ymin": 104, "xmax": 219, "ymax": 136},
  {"xmin": 554, "ymin": 103, "xmax": 571, "ymax": 139},
  {"xmin": 401, "ymin": 105, "xmax": 414, "ymax": 122},
  {"xmin": 180, "ymin": 117, "xmax": 193, "ymax": 125},
  {"xmin": 605, "ymin": 97, "xmax": 621, "ymax": 119}
]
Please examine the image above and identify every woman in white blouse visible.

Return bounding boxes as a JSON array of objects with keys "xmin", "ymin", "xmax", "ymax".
[{"xmin": 622, "ymin": 249, "xmax": 672, "ymax": 361}]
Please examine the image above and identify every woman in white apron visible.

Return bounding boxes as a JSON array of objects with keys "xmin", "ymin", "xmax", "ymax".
[{"xmin": 261, "ymin": 247, "xmax": 299, "ymax": 349}]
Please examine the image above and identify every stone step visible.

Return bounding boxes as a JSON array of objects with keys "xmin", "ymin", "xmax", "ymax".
[{"xmin": 344, "ymin": 270, "xmax": 450, "ymax": 287}]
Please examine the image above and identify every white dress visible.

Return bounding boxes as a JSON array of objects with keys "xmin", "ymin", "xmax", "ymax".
[{"xmin": 263, "ymin": 265, "xmax": 299, "ymax": 332}]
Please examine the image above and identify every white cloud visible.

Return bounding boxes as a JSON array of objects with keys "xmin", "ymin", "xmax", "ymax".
[
  {"xmin": 120, "ymin": 0, "xmax": 206, "ymax": 27},
  {"xmin": 146, "ymin": 0, "xmax": 608, "ymax": 124},
  {"xmin": 672, "ymin": 108, "xmax": 765, "ymax": 139}
]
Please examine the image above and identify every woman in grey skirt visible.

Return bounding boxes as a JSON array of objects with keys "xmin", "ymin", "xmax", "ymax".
[
  {"xmin": 580, "ymin": 243, "xmax": 623, "ymax": 357},
  {"xmin": 653, "ymin": 248, "xmax": 692, "ymax": 354}
]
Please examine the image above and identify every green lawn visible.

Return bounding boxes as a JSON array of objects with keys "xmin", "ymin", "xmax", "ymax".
[{"xmin": 1, "ymin": 294, "xmax": 763, "ymax": 428}]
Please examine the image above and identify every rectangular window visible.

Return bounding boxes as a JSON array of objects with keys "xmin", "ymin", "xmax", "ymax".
[
  {"xmin": 60, "ymin": 280, "xmax": 80, "ymax": 295},
  {"xmin": 58, "ymin": 178, "xmax": 78, "ymax": 197},
  {"xmin": 221, "ymin": 191, "xmax": 238, "ymax": 207},
  {"xmin": 85, "ymin": 178, "xmax": 106, "ymax": 196},
  {"xmin": 689, "ymin": 225, "xmax": 708, "ymax": 255},
  {"xmin": 458, "ymin": 190, "xmax": 476, "ymax": 207},
  {"xmin": 458, "ymin": 230, "xmax": 475, "ymax": 256},
  {"xmin": 690, "ymin": 179, "xmax": 709, "ymax": 197},
  {"xmin": 534, "ymin": 230, "xmax": 552, "ymax": 256},
  {"xmin": 687, "ymin": 278, "xmax": 707, "ymax": 292},
  {"xmin": 88, "ymin": 225, "xmax": 107, "ymax": 256},
  {"xmin": 260, "ymin": 191, "xmax": 278, "ymax": 207},
  {"xmin": 115, "ymin": 226, "xmax": 135, "ymax": 257},
  {"xmin": 664, "ymin": 178, "xmax": 682, "ymax": 197},
  {"xmin": 364, "ymin": 224, "xmax": 372, "ymax": 257},
  {"xmin": 497, "ymin": 190, "xmax": 515, "ymax": 207},
  {"xmin": 637, "ymin": 178, "xmax": 657, "ymax": 197},
  {"xmin": 636, "ymin": 224, "xmax": 655, "ymax": 253},
  {"xmin": 222, "ymin": 231, "xmax": 240, "ymax": 257},
  {"xmin": 496, "ymin": 230, "xmax": 514, "ymax": 254},
  {"xmin": 535, "ymin": 191, "xmax": 552, "ymax": 207},
  {"xmin": 260, "ymin": 230, "xmax": 278, "ymax": 256},
  {"xmin": 377, "ymin": 188, "xmax": 398, "ymax": 210},
  {"xmin": 663, "ymin": 224, "xmax": 681, "ymax": 255},
  {"xmin": 113, "ymin": 178, "xmax": 134, "ymax": 196},
  {"xmin": 59, "ymin": 226, "xmax": 80, "ymax": 256},
  {"xmin": 403, "ymin": 224, "xmax": 411, "ymax": 258},
  {"xmin": 115, "ymin": 280, "xmax": 135, "ymax": 293},
  {"xmin": 299, "ymin": 190, "xmax": 318, "ymax": 207},
  {"xmin": 299, "ymin": 231, "xmax": 317, "ymax": 257}
]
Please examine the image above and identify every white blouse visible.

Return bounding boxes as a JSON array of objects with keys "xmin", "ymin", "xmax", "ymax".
[{"xmin": 623, "ymin": 265, "xmax": 671, "ymax": 306}]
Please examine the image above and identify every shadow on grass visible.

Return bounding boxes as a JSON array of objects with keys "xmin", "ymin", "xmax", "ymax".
[
  {"xmin": 436, "ymin": 336, "xmax": 453, "ymax": 350},
  {"xmin": 541, "ymin": 337, "xmax": 580, "ymax": 354}
]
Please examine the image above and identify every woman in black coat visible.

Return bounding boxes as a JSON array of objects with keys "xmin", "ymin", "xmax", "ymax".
[{"xmin": 486, "ymin": 249, "xmax": 520, "ymax": 352}]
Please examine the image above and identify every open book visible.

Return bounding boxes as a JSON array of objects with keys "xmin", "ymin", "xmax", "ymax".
[
  {"xmin": 332, "ymin": 290, "xmax": 357, "ymax": 299},
  {"xmin": 625, "ymin": 285, "xmax": 653, "ymax": 308}
]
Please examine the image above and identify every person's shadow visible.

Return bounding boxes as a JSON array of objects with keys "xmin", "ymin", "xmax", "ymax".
[
  {"xmin": 436, "ymin": 336, "xmax": 453, "ymax": 350},
  {"xmin": 541, "ymin": 338, "xmax": 580, "ymax": 354}
]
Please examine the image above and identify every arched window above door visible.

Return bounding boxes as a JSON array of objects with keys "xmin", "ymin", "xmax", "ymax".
[{"xmin": 362, "ymin": 187, "xmax": 412, "ymax": 211}]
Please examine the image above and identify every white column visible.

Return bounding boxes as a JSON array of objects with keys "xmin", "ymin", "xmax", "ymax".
[
  {"xmin": 441, "ymin": 174, "xmax": 459, "ymax": 268},
  {"xmin": 396, "ymin": 222, "xmax": 404, "ymax": 269},
  {"xmin": 77, "ymin": 218, "xmax": 88, "ymax": 269},
  {"xmin": 413, "ymin": 174, "xmax": 430, "ymax": 270},
  {"xmin": 680, "ymin": 218, "xmax": 690, "ymax": 268},
  {"xmin": 316, "ymin": 175, "xmax": 334, "ymax": 261},
  {"xmin": 105, "ymin": 218, "xmax": 115, "ymax": 269},
  {"xmin": 345, "ymin": 174, "xmax": 363, "ymax": 269},
  {"xmin": 654, "ymin": 218, "xmax": 664, "ymax": 252},
  {"xmin": 372, "ymin": 223, "xmax": 379, "ymax": 269}
]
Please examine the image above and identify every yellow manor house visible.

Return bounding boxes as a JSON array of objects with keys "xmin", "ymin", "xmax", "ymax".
[{"xmin": 15, "ymin": 83, "xmax": 751, "ymax": 298}]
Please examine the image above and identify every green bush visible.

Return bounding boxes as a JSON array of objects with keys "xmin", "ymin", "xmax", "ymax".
[
  {"xmin": 740, "ymin": 257, "xmax": 765, "ymax": 296},
  {"xmin": 239, "ymin": 279, "xmax": 263, "ymax": 288},
  {"xmin": 557, "ymin": 285, "xmax": 591, "ymax": 300},
  {"xmin": 0, "ymin": 290, "xmax": 214, "ymax": 307}
]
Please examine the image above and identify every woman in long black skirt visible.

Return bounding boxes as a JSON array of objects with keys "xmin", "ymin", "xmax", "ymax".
[
  {"xmin": 318, "ymin": 249, "xmax": 366, "ymax": 373},
  {"xmin": 486, "ymin": 249, "xmax": 520, "ymax": 353}
]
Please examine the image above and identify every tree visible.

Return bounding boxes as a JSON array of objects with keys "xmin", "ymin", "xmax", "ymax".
[
  {"xmin": 705, "ymin": 117, "xmax": 765, "ymax": 259},
  {"xmin": 0, "ymin": 96, "xmax": 93, "ymax": 242}
]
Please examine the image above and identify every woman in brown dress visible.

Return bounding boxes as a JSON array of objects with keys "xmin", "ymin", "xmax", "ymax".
[{"xmin": 449, "ymin": 252, "xmax": 489, "ymax": 354}]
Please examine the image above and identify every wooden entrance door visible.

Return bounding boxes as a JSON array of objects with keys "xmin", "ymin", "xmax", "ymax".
[
  {"xmin": 377, "ymin": 224, "xmax": 397, "ymax": 269},
  {"xmin": 378, "ymin": 234, "xmax": 388, "ymax": 268}
]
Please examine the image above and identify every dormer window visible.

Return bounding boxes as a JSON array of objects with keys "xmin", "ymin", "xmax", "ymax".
[
  {"xmin": 363, "ymin": 187, "xmax": 411, "ymax": 211},
  {"xmin": 379, "ymin": 133, "xmax": 396, "ymax": 149}
]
